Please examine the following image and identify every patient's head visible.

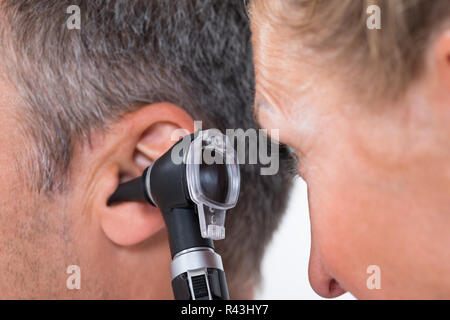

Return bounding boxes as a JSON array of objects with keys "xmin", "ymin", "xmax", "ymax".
[
  {"xmin": 251, "ymin": 0, "xmax": 450, "ymax": 298},
  {"xmin": 0, "ymin": 0, "xmax": 292, "ymax": 298}
]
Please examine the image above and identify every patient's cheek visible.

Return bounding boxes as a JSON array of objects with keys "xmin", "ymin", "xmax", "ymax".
[
  {"xmin": 0, "ymin": 123, "xmax": 23, "ymax": 199},
  {"xmin": 0, "ymin": 78, "xmax": 29, "ymax": 196}
]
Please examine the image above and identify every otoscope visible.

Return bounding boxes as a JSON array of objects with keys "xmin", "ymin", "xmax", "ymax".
[{"xmin": 108, "ymin": 130, "xmax": 240, "ymax": 300}]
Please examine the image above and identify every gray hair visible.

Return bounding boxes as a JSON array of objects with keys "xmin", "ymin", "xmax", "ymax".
[{"xmin": 0, "ymin": 0, "xmax": 293, "ymax": 289}]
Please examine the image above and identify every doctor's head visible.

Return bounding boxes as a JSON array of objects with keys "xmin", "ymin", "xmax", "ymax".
[{"xmin": 251, "ymin": 0, "xmax": 450, "ymax": 299}]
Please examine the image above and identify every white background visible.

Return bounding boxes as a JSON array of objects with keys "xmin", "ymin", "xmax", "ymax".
[{"xmin": 255, "ymin": 178, "xmax": 355, "ymax": 300}]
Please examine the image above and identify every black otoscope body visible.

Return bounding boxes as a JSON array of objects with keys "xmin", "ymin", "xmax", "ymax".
[{"xmin": 108, "ymin": 130, "xmax": 240, "ymax": 300}]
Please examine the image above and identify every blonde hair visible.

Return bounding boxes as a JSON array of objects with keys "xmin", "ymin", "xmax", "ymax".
[{"xmin": 251, "ymin": 0, "xmax": 450, "ymax": 101}]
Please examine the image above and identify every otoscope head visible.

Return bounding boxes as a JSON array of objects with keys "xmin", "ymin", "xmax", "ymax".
[
  {"xmin": 136, "ymin": 130, "xmax": 240, "ymax": 241},
  {"xmin": 108, "ymin": 129, "xmax": 240, "ymax": 242},
  {"xmin": 185, "ymin": 130, "xmax": 240, "ymax": 240}
]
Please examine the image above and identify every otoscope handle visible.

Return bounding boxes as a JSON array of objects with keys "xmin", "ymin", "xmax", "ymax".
[
  {"xmin": 164, "ymin": 208, "xmax": 229, "ymax": 300},
  {"xmin": 171, "ymin": 249, "xmax": 229, "ymax": 300},
  {"xmin": 163, "ymin": 208, "xmax": 213, "ymax": 258}
]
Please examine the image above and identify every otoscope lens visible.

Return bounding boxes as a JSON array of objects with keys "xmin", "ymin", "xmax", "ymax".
[{"xmin": 199, "ymin": 162, "xmax": 229, "ymax": 204}]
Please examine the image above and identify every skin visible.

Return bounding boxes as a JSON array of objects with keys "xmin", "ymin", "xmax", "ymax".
[
  {"xmin": 0, "ymin": 61, "xmax": 255, "ymax": 299},
  {"xmin": 251, "ymin": 4, "xmax": 450, "ymax": 299}
]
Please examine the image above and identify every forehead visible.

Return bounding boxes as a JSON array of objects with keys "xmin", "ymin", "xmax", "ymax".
[{"xmin": 251, "ymin": 11, "xmax": 315, "ymax": 108}]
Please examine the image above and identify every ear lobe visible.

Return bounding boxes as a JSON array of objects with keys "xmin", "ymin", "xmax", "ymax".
[
  {"xmin": 101, "ymin": 202, "xmax": 164, "ymax": 246},
  {"xmin": 92, "ymin": 162, "xmax": 164, "ymax": 247}
]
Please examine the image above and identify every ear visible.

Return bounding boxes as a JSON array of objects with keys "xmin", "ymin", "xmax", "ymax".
[
  {"xmin": 430, "ymin": 29, "xmax": 450, "ymax": 99},
  {"xmin": 95, "ymin": 103, "xmax": 194, "ymax": 246}
]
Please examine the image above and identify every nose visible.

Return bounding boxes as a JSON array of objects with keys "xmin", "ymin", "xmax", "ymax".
[{"xmin": 308, "ymin": 245, "xmax": 347, "ymax": 298}]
